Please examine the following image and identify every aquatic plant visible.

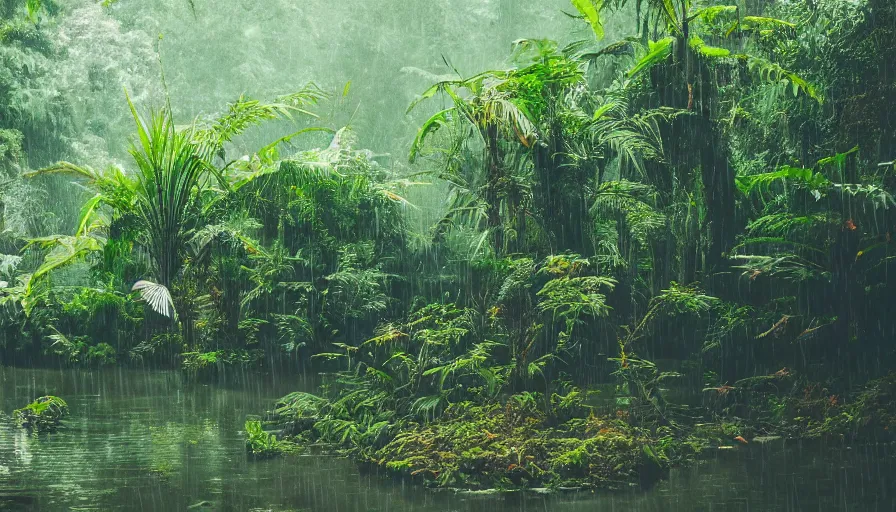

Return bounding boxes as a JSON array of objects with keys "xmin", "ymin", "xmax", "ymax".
[
  {"xmin": 13, "ymin": 396, "xmax": 69, "ymax": 432},
  {"xmin": 245, "ymin": 419, "xmax": 292, "ymax": 458},
  {"xmin": 245, "ymin": 419, "xmax": 277, "ymax": 456}
]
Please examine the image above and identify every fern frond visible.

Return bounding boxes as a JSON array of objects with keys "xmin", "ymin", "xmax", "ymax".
[{"xmin": 741, "ymin": 55, "xmax": 822, "ymax": 103}]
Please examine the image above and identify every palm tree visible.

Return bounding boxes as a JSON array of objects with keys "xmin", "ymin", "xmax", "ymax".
[
  {"xmin": 409, "ymin": 68, "xmax": 537, "ymax": 255},
  {"xmin": 25, "ymin": 87, "xmax": 325, "ymax": 342},
  {"xmin": 410, "ymin": 40, "xmax": 671, "ymax": 257},
  {"xmin": 128, "ymin": 100, "xmax": 217, "ymax": 294}
]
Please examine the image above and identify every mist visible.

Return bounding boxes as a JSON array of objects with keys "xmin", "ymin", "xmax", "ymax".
[{"xmin": 2, "ymin": 0, "xmax": 895, "ymax": 510}]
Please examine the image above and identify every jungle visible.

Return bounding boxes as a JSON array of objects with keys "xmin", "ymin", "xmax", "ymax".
[{"xmin": 0, "ymin": 0, "xmax": 895, "ymax": 510}]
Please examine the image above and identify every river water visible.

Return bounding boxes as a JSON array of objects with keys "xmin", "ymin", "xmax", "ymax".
[{"xmin": 1, "ymin": 367, "xmax": 894, "ymax": 511}]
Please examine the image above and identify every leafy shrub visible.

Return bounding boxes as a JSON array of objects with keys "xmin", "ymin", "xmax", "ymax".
[
  {"xmin": 86, "ymin": 342, "xmax": 116, "ymax": 366},
  {"xmin": 14, "ymin": 396, "xmax": 69, "ymax": 432},
  {"xmin": 245, "ymin": 419, "xmax": 280, "ymax": 458}
]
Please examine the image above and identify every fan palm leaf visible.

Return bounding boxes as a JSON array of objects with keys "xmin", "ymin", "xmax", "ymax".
[{"xmin": 131, "ymin": 280, "xmax": 175, "ymax": 318}]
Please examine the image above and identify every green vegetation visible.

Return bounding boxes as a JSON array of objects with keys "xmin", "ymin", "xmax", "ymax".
[
  {"xmin": 0, "ymin": 0, "xmax": 894, "ymax": 494},
  {"xmin": 14, "ymin": 396, "xmax": 68, "ymax": 431},
  {"xmin": 261, "ymin": 387, "xmax": 667, "ymax": 490},
  {"xmin": 245, "ymin": 419, "xmax": 281, "ymax": 458},
  {"xmin": 245, "ymin": 418, "xmax": 302, "ymax": 457}
]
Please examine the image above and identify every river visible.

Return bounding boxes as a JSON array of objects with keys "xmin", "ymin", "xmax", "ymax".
[{"xmin": 1, "ymin": 367, "xmax": 894, "ymax": 511}]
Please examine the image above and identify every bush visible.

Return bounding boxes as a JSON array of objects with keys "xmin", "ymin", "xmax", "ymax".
[{"xmin": 245, "ymin": 419, "xmax": 281, "ymax": 458}]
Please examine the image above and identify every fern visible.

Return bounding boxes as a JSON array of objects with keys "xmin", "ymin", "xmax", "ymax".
[
  {"xmin": 275, "ymin": 392, "xmax": 329, "ymax": 419},
  {"xmin": 591, "ymin": 180, "xmax": 665, "ymax": 245},
  {"xmin": 732, "ymin": 254, "xmax": 827, "ymax": 282},
  {"xmin": 745, "ymin": 213, "xmax": 826, "ymax": 236},
  {"xmin": 736, "ymin": 165, "xmax": 830, "ymax": 197},
  {"xmin": 741, "ymin": 55, "xmax": 822, "ymax": 103}
]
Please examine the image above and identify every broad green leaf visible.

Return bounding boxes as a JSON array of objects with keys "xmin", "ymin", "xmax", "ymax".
[
  {"xmin": 26, "ymin": 0, "xmax": 41, "ymax": 22},
  {"xmin": 409, "ymin": 108, "xmax": 453, "ymax": 162},
  {"xmin": 742, "ymin": 16, "xmax": 796, "ymax": 30},
  {"xmin": 570, "ymin": 0, "xmax": 605, "ymax": 40},
  {"xmin": 628, "ymin": 37, "xmax": 675, "ymax": 78},
  {"xmin": 24, "ymin": 235, "xmax": 103, "ymax": 312},
  {"xmin": 736, "ymin": 165, "xmax": 830, "ymax": 196},
  {"xmin": 689, "ymin": 36, "xmax": 731, "ymax": 59},
  {"xmin": 688, "ymin": 5, "xmax": 738, "ymax": 24},
  {"xmin": 817, "ymin": 146, "xmax": 858, "ymax": 169},
  {"xmin": 76, "ymin": 194, "xmax": 105, "ymax": 236},
  {"xmin": 742, "ymin": 55, "xmax": 822, "ymax": 103},
  {"xmin": 592, "ymin": 102, "xmax": 616, "ymax": 121},
  {"xmin": 660, "ymin": 0, "xmax": 681, "ymax": 33},
  {"xmin": 24, "ymin": 161, "xmax": 101, "ymax": 182}
]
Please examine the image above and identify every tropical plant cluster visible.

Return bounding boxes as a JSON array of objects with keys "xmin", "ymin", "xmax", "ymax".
[{"xmin": 13, "ymin": 395, "xmax": 68, "ymax": 431}]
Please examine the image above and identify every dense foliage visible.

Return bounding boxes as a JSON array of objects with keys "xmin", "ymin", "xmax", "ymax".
[{"xmin": 1, "ymin": 0, "xmax": 894, "ymax": 492}]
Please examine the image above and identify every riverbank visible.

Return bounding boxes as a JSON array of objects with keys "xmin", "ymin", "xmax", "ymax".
[
  {"xmin": 3, "ymin": 366, "xmax": 896, "ymax": 510},
  {"xmin": 254, "ymin": 370, "xmax": 896, "ymax": 493}
]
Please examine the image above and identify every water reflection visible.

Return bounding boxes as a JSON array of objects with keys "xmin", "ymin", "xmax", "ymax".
[{"xmin": 1, "ymin": 367, "xmax": 894, "ymax": 511}]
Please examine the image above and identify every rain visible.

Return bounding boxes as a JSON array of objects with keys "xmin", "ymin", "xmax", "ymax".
[{"xmin": 1, "ymin": 0, "xmax": 895, "ymax": 510}]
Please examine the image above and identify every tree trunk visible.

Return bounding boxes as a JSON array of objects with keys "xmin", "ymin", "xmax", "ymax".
[
  {"xmin": 699, "ymin": 117, "xmax": 736, "ymax": 272},
  {"xmin": 485, "ymin": 123, "xmax": 504, "ymax": 255}
]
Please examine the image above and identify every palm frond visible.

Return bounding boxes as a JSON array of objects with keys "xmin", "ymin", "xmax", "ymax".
[
  {"xmin": 193, "ymin": 84, "xmax": 327, "ymax": 155},
  {"xmin": 131, "ymin": 279, "xmax": 175, "ymax": 318}
]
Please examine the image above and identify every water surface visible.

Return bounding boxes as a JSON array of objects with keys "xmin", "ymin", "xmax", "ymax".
[{"xmin": 1, "ymin": 367, "xmax": 893, "ymax": 511}]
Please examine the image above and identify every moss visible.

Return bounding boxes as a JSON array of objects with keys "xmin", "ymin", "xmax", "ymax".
[
  {"xmin": 362, "ymin": 400, "xmax": 663, "ymax": 490},
  {"xmin": 255, "ymin": 387, "xmax": 674, "ymax": 491},
  {"xmin": 258, "ymin": 372, "xmax": 896, "ymax": 492},
  {"xmin": 253, "ymin": 372, "xmax": 896, "ymax": 492},
  {"xmin": 13, "ymin": 396, "xmax": 68, "ymax": 432}
]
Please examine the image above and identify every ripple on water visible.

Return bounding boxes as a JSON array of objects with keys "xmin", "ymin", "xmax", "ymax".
[{"xmin": 2, "ymin": 366, "xmax": 896, "ymax": 511}]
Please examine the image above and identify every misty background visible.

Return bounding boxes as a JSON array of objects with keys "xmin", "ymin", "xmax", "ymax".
[
  {"xmin": 24, "ymin": 0, "xmax": 625, "ymax": 236},
  {"xmin": 55, "ymin": 0, "xmax": 588, "ymax": 158}
]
